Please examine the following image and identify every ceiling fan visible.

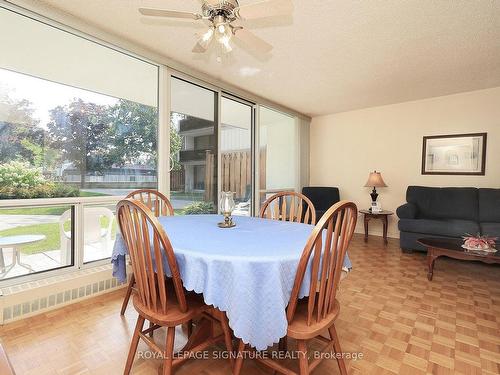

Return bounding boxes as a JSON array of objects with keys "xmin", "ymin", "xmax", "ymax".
[{"xmin": 138, "ymin": 0, "xmax": 293, "ymax": 57}]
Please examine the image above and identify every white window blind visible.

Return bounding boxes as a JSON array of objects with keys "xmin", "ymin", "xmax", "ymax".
[{"xmin": 0, "ymin": 8, "xmax": 158, "ymax": 107}]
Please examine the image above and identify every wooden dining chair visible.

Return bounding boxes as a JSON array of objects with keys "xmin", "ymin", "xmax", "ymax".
[
  {"xmin": 121, "ymin": 189, "xmax": 174, "ymax": 315},
  {"xmin": 259, "ymin": 191, "xmax": 317, "ymax": 225},
  {"xmin": 234, "ymin": 200, "xmax": 358, "ymax": 375},
  {"xmin": 126, "ymin": 189, "xmax": 174, "ymax": 217},
  {"xmin": 117, "ymin": 198, "xmax": 233, "ymax": 375}
]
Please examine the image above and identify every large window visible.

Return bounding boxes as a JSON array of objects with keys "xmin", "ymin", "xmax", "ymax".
[
  {"xmin": 0, "ymin": 7, "xmax": 159, "ymax": 282},
  {"xmin": 170, "ymin": 77, "xmax": 218, "ymax": 214}
]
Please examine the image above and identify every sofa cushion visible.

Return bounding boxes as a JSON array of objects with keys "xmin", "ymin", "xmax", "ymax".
[
  {"xmin": 479, "ymin": 188, "xmax": 500, "ymax": 222},
  {"xmin": 480, "ymin": 222, "xmax": 500, "ymax": 238},
  {"xmin": 399, "ymin": 218, "xmax": 479, "ymax": 238},
  {"xmin": 396, "ymin": 202, "xmax": 418, "ymax": 219},
  {"xmin": 406, "ymin": 186, "xmax": 479, "ymax": 221}
]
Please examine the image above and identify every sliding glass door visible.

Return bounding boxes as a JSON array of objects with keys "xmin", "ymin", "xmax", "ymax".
[
  {"xmin": 169, "ymin": 76, "xmax": 302, "ymax": 218},
  {"xmin": 170, "ymin": 77, "xmax": 218, "ymax": 214},
  {"xmin": 221, "ymin": 96, "xmax": 254, "ymax": 216},
  {"xmin": 258, "ymin": 106, "xmax": 299, "ymax": 208}
]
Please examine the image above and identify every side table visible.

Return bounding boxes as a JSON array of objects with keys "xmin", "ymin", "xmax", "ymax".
[{"xmin": 359, "ymin": 210, "xmax": 394, "ymax": 244}]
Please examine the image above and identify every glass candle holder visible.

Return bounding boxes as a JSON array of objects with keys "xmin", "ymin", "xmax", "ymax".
[{"xmin": 218, "ymin": 191, "xmax": 236, "ymax": 228}]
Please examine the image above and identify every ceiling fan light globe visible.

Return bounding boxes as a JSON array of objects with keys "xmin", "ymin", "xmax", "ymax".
[
  {"xmin": 218, "ymin": 33, "xmax": 233, "ymax": 53},
  {"xmin": 202, "ymin": 27, "xmax": 214, "ymax": 42}
]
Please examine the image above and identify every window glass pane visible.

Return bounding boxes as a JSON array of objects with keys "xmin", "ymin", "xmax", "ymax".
[
  {"xmin": 0, "ymin": 205, "xmax": 73, "ymax": 281},
  {"xmin": 170, "ymin": 77, "xmax": 217, "ymax": 214},
  {"xmin": 83, "ymin": 204, "xmax": 117, "ymax": 264},
  {"xmin": 221, "ymin": 97, "xmax": 252, "ymax": 216},
  {"xmin": 0, "ymin": 68, "xmax": 158, "ymax": 198},
  {"xmin": 259, "ymin": 107, "xmax": 298, "ymax": 206}
]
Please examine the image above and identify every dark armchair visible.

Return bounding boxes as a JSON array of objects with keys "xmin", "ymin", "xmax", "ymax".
[{"xmin": 301, "ymin": 186, "xmax": 340, "ymax": 220}]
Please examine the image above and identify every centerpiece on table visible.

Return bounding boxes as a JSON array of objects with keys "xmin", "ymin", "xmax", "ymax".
[
  {"xmin": 218, "ymin": 191, "xmax": 236, "ymax": 228},
  {"xmin": 462, "ymin": 234, "xmax": 498, "ymax": 253}
]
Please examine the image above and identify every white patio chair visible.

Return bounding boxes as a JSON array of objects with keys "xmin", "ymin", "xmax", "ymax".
[{"xmin": 59, "ymin": 207, "xmax": 114, "ymax": 264}]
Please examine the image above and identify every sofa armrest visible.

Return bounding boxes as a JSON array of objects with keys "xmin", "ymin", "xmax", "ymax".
[{"xmin": 397, "ymin": 203, "xmax": 418, "ymax": 219}]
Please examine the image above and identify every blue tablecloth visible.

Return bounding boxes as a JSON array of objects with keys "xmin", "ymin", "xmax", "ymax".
[{"xmin": 111, "ymin": 214, "xmax": 352, "ymax": 350}]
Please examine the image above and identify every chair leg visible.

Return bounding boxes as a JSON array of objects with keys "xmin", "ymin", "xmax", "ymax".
[
  {"xmin": 162, "ymin": 326, "xmax": 176, "ymax": 375},
  {"xmin": 329, "ymin": 325, "xmax": 347, "ymax": 375},
  {"xmin": 233, "ymin": 340, "xmax": 246, "ymax": 375},
  {"xmin": 149, "ymin": 321, "xmax": 154, "ymax": 337},
  {"xmin": 297, "ymin": 340, "xmax": 309, "ymax": 375},
  {"xmin": 278, "ymin": 336, "xmax": 288, "ymax": 352},
  {"xmin": 219, "ymin": 311, "xmax": 235, "ymax": 368},
  {"xmin": 124, "ymin": 315, "xmax": 145, "ymax": 375},
  {"xmin": 121, "ymin": 274, "xmax": 135, "ymax": 315}
]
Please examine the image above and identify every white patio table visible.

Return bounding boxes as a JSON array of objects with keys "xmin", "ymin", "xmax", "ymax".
[
  {"xmin": 111, "ymin": 214, "xmax": 352, "ymax": 350},
  {"xmin": 0, "ymin": 234, "xmax": 46, "ymax": 278}
]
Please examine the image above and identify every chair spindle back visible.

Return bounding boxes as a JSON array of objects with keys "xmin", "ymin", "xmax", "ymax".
[
  {"xmin": 287, "ymin": 200, "xmax": 357, "ymax": 326},
  {"xmin": 126, "ymin": 189, "xmax": 174, "ymax": 217},
  {"xmin": 259, "ymin": 191, "xmax": 317, "ymax": 225}
]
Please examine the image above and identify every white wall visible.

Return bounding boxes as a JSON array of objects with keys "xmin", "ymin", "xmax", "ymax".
[{"xmin": 310, "ymin": 87, "xmax": 500, "ymax": 238}]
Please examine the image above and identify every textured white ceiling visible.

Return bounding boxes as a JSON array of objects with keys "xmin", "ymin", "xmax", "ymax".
[{"xmin": 19, "ymin": 0, "xmax": 500, "ymax": 116}]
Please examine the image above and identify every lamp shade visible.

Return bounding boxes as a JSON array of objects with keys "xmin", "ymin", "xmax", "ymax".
[{"xmin": 364, "ymin": 171, "xmax": 387, "ymax": 188}]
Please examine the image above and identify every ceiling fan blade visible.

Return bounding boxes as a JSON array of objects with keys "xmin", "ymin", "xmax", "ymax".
[
  {"xmin": 233, "ymin": 28, "xmax": 273, "ymax": 55},
  {"xmin": 236, "ymin": 0, "xmax": 293, "ymax": 20},
  {"xmin": 139, "ymin": 7, "xmax": 202, "ymax": 20}
]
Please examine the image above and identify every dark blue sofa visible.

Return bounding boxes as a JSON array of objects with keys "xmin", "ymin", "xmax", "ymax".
[{"xmin": 397, "ymin": 186, "xmax": 500, "ymax": 252}]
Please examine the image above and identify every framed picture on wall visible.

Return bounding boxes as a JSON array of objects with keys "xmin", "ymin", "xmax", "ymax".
[{"xmin": 422, "ymin": 133, "xmax": 487, "ymax": 175}]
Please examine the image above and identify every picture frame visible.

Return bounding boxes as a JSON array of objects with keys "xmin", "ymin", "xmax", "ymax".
[{"xmin": 422, "ymin": 133, "xmax": 487, "ymax": 175}]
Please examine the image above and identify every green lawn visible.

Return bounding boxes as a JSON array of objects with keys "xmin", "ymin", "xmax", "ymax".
[
  {"xmin": 0, "ymin": 206, "xmax": 69, "ymax": 215},
  {"xmin": 79, "ymin": 191, "xmax": 109, "ymax": 197},
  {"xmin": 0, "ymin": 222, "xmax": 62, "ymax": 254}
]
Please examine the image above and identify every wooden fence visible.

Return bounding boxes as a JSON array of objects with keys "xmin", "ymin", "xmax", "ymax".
[
  {"xmin": 221, "ymin": 151, "xmax": 252, "ymax": 200},
  {"xmin": 172, "ymin": 149, "xmax": 264, "ymax": 203},
  {"xmin": 170, "ymin": 169, "xmax": 185, "ymax": 191}
]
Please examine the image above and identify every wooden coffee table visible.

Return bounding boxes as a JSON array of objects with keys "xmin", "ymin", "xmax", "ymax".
[{"xmin": 418, "ymin": 237, "xmax": 500, "ymax": 281}]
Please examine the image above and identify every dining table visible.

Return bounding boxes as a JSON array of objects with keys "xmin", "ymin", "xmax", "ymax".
[{"xmin": 111, "ymin": 214, "xmax": 352, "ymax": 351}]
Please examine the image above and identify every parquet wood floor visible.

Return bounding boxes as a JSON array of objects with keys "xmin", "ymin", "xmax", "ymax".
[{"xmin": 0, "ymin": 234, "xmax": 499, "ymax": 375}]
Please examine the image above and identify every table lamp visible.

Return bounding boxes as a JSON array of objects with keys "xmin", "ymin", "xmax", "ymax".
[{"xmin": 364, "ymin": 171, "xmax": 387, "ymax": 211}]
